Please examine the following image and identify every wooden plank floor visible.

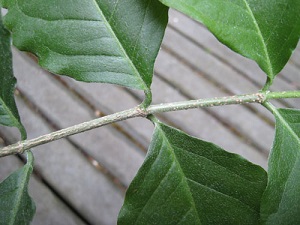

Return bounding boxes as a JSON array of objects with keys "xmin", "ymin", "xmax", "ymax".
[{"xmin": 1, "ymin": 9, "xmax": 299, "ymax": 225}]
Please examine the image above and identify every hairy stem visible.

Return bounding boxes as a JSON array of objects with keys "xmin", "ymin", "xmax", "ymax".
[
  {"xmin": 141, "ymin": 88, "xmax": 152, "ymax": 109},
  {"xmin": 0, "ymin": 107, "xmax": 145, "ymax": 157},
  {"xmin": 0, "ymin": 90, "xmax": 299, "ymax": 157},
  {"xmin": 262, "ymin": 77, "xmax": 273, "ymax": 92},
  {"xmin": 266, "ymin": 90, "xmax": 300, "ymax": 100}
]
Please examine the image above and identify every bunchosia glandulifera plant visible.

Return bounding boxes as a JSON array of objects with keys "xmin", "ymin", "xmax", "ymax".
[{"xmin": 0, "ymin": 0, "xmax": 300, "ymax": 224}]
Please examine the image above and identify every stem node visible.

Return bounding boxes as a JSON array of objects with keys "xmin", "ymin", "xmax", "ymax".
[{"xmin": 0, "ymin": 90, "xmax": 299, "ymax": 157}]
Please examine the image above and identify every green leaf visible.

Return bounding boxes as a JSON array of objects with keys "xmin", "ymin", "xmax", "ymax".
[
  {"xmin": 0, "ymin": 11, "xmax": 36, "ymax": 225},
  {"xmin": 159, "ymin": 0, "xmax": 300, "ymax": 79},
  {"xmin": 260, "ymin": 107, "xmax": 300, "ymax": 225},
  {"xmin": 1, "ymin": 0, "xmax": 168, "ymax": 90},
  {"xmin": 119, "ymin": 122, "xmax": 267, "ymax": 225},
  {"xmin": 0, "ymin": 10, "xmax": 25, "ymax": 138},
  {"xmin": 0, "ymin": 152, "xmax": 36, "ymax": 225}
]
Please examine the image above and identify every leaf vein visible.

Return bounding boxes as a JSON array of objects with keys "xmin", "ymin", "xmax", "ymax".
[
  {"xmin": 158, "ymin": 126, "xmax": 202, "ymax": 224},
  {"xmin": 108, "ymin": 0, "xmax": 120, "ymax": 23},
  {"xmin": 91, "ymin": 0, "xmax": 147, "ymax": 89},
  {"xmin": 187, "ymin": 178, "xmax": 257, "ymax": 214},
  {"xmin": 15, "ymin": 2, "xmax": 101, "ymax": 23},
  {"xmin": 176, "ymin": 207, "xmax": 193, "ymax": 225},
  {"xmin": 134, "ymin": 161, "xmax": 176, "ymax": 224},
  {"xmin": 241, "ymin": 0, "xmax": 273, "ymax": 76},
  {"xmin": 131, "ymin": 0, "xmax": 151, "ymax": 60},
  {"xmin": 174, "ymin": 145, "xmax": 260, "ymax": 184}
]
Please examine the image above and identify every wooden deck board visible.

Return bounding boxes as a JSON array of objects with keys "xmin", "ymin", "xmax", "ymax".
[
  {"xmin": 131, "ymin": 75, "xmax": 268, "ymax": 167},
  {"xmin": 155, "ymin": 49, "xmax": 274, "ymax": 153},
  {"xmin": 162, "ymin": 27, "xmax": 287, "ymax": 118},
  {"xmin": 0, "ymin": 8, "xmax": 299, "ymax": 224},
  {"xmin": 59, "ymin": 77, "xmax": 154, "ymax": 150},
  {"xmin": 169, "ymin": 10, "xmax": 299, "ymax": 95},
  {"xmin": 11, "ymin": 50, "xmax": 145, "ymax": 187},
  {"xmin": 0, "ymin": 96, "xmax": 124, "ymax": 225},
  {"xmin": 0, "ymin": 154, "xmax": 87, "ymax": 225}
]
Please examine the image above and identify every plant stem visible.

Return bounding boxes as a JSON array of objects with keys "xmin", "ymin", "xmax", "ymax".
[
  {"xmin": 262, "ymin": 77, "xmax": 273, "ymax": 92},
  {"xmin": 147, "ymin": 93, "xmax": 266, "ymax": 114},
  {"xmin": 262, "ymin": 101, "xmax": 277, "ymax": 114},
  {"xmin": 141, "ymin": 88, "xmax": 152, "ymax": 109},
  {"xmin": 266, "ymin": 90, "xmax": 300, "ymax": 100},
  {"xmin": 0, "ymin": 90, "xmax": 299, "ymax": 157},
  {"xmin": 0, "ymin": 107, "xmax": 145, "ymax": 157}
]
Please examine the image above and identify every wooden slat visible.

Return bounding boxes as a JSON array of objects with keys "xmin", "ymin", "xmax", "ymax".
[
  {"xmin": 52, "ymin": 52, "xmax": 268, "ymax": 167},
  {"xmin": 167, "ymin": 10, "xmax": 299, "ymax": 108},
  {"xmin": 155, "ymin": 49, "xmax": 274, "ymax": 153},
  {"xmin": 130, "ymin": 74, "xmax": 267, "ymax": 168},
  {"xmin": 4, "ymin": 8, "xmax": 299, "ymax": 224},
  {"xmin": 0, "ymin": 154, "xmax": 86, "ymax": 225},
  {"xmin": 12, "ymin": 50, "xmax": 145, "ymax": 187},
  {"xmin": 58, "ymin": 76, "xmax": 154, "ymax": 150},
  {"xmin": 0, "ymin": 96, "xmax": 124, "ymax": 224},
  {"xmin": 278, "ymin": 62, "xmax": 300, "ymax": 89},
  {"xmin": 290, "ymin": 42, "xmax": 300, "ymax": 69}
]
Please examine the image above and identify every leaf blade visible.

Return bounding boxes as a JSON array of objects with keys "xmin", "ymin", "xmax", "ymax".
[
  {"xmin": 0, "ymin": 10, "xmax": 36, "ymax": 224},
  {"xmin": 119, "ymin": 122, "xmax": 267, "ymax": 225},
  {"xmin": 159, "ymin": 0, "xmax": 300, "ymax": 79},
  {"xmin": 0, "ymin": 9, "xmax": 25, "ymax": 137},
  {"xmin": 0, "ymin": 152, "xmax": 36, "ymax": 225},
  {"xmin": 2, "ymin": 0, "xmax": 168, "ymax": 90},
  {"xmin": 260, "ymin": 108, "xmax": 300, "ymax": 225}
]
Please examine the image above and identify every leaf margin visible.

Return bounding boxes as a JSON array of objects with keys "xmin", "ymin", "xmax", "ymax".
[{"xmin": 119, "ymin": 120, "xmax": 268, "ymax": 225}]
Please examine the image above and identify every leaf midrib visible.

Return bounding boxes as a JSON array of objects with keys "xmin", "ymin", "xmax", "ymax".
[
  {"xmin": 0, "ymin": 98, "xmax": 19, "ymax": 127},
  {"xmin": 173, "ymin": 145, "xmax": 262, "ymax": 184},
  {"xmin": 0, "ymin": 97, "xmax": 26, "ymax": 139},
  {"xmin": 91, "ymin": 0, "xmax": 148, "ymax": 90},
  {"xmin": 158, "ymin": 126, "xmax": 202, "ymax": 224},
  {"xmin": 275, "ymin": 110, "xmax": 299, "ymax": 146},
  {"xmin": 271, "ymin": 109, "xmax": 300, "ymax": 215},
  {"xmin": 133, "ymin": 160, "xmax": 176, "ymax": 224},
  {"xmin": 187, "ymin": 178, "xmax": 257, "ymax": 214},
  {"xmin": 242, "ymin": 0, "xmax": 273, "ymax": 77},
  {"xmin": 158, "ymin": 124, "xmax": 260, "ymax": 214},
  {"xmin": 8, "ymin": 164, "xmax": 32, "ymax": 225}
]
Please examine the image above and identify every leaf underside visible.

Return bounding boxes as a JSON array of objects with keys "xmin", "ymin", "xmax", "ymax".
[
  {"xmin": 1, "ymin": 0, "xmax": 168, "ymax": 90},
  {"xmin": 119, "ymin": 122, "xmax": 267, "ymax": 225},
  {"xmin": 260, "ymin": 108, "xmax": 300, "ymax": 225},
  {"xmin": 159, "ymin": 0, "xmax": 300, "ymax": 79},
  {"xmin": 0, "ymin": 9, "xmax": 25, "ymax": 136}
]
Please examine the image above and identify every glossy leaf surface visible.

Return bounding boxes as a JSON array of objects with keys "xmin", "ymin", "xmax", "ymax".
[
  {"xmin": 119, "ymin": 122, "xmax": 267, "ymax": 225},
  {"xmin": 0, "ymin": 152, "xmax": 35, "ymax": 225},
  {"xmin": 1, "ymin": 0, "xmax": 168, "ymax": 90},
  {"xmin": 159, "ymin": 0, "xmax": 300, "ymax": 79},
  {"xmin": 261, "ymin": 108, "xmax": 300, "ymax": 225},
  {"xmin": 0, "ymin": 10, "xmax": 25, "ymax": 136}
]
